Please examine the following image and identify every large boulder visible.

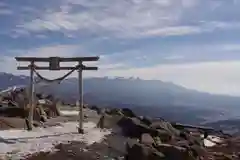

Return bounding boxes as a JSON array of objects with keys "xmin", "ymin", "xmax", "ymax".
[
  {"xmin": 141, "ymin": 133, "xmax": 155, "ymax": 146},
  {"xmin": 106, "ymin": 108, "xmax": 123, "ymax": 116},
  {"xmin": 126, "ymin": 141, "xmax": 165, "ymax": 160},
  {"xmin": 151, "ymin": 120, "xmax": 180, "ymax": 136},
  {"xmin": 117, "ymin": 117, "xmax": 158, "ymax": 138},
  {"xmin": 155, "ymin": 144, "xmax": 195, "ymax": 160},
  {"xmin": 190, "ymin": 145, "xmax": 208, "ymax": 159},
  {"xmin": 97, "ymin": 114, "xmax": 123, "ymax": 129},
  {"xmin": 157, "ymin": 130, "xmax": 173, "ymax": 143},
  {"xmin": 0, "ymin": 107, "xmax": 27, "ymax": 118},
  {"xmin": 121, "ymin": 108, "xmax": 136, "ymax": 118},
  {"xmin": 179, "ymin": 131, "xmax": 204, "ymax": 147},
  {"xmin": 175, "ymin": 140, "xmax": 190, "ymax": 148},
  {"xmin": 89, "ymin": 105, "xmax": 101, "ymax": 114},
  {"xmin": 153, "ymin": 136, "xmax": 162, "ymax": 146},
  {"xmin": 174, "ymin": 140, "xmax": 207, "ymax": 159},
  {"xmin": 138, "ymin": 116, "xmax": 152, "ymax": 126}
]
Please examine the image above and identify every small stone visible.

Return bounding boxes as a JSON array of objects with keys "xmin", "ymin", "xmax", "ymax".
[
  {"xmin": 154, "ymin": 137, "xmax": 162, "ymax": 146},
  {"xmin": 84, "ymin": 114, "xmax": 88, "ymax": 118}
]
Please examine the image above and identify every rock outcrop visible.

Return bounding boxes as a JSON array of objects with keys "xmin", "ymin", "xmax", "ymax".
[
  {"xmin": 0, "ymin": 91, "xmax": 61, "ymax": 130},
  {"xmin": 96, "ymin": 107, "xmax": 239, "ymax": 160}
]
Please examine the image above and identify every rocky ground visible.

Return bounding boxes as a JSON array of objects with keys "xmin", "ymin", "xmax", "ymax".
[
  {"xmin": 26, "ymin": 134, "xmax": 126, "ymax": 160},
  {"xmin": 0, "ymin": 105, "xmax": 240, "ymax": 160}
]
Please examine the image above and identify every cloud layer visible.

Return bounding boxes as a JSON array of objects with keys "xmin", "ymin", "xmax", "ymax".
[{"xmin": 11, "ymin": 0, "xmax": 240, "ymax": 38}]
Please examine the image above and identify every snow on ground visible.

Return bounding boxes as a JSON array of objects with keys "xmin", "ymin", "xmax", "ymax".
[
  {"xmin": 60, "ymin": 110, "xmax": 79, "ymax": 116},
  {"xmin": 0, "ymin": 121, "xmax": 111, "ymax": 160},
  {"xmin": 201, "ymin": 135, "xmax": 223, "ymax": 147}
]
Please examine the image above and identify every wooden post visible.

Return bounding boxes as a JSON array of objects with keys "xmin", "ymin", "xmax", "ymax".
[
  {"xmin": 78, "ymin": 62, "xmax": 84, "ymax": 134},
  {"xmin": 28, "ymin": 62, "xmax": 34, "ymax": 130}
]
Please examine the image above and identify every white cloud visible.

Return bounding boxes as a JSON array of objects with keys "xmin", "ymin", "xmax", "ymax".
[
  {"xmin": 0, "ymin": 2, "xmax": 6, "ymax": 7},
  {"xmin": 221, "ymin": 44, "xmax": 240, "ymax": 51},
  {"xmin": 35, "ymin": 34, "xmax": 48, "ymax": 39},
  {"xmin": 0, "ymin": 9, "xmax": 12, "ymax": 15},
  {"xmin": 141, "ymin": 26, "xmax": 201, "ymax": 37},
  {"xmin": 181, "ymin": 0, "xmax": 199, "ymax": 8},
  {"xmin": 204, "ymin": 21, "xmax": 240, "ymax": 30},
  {"xmin": 13, "ymin": 0, "xmax": 240, "ymax": 38},
  {"xmin": 13, "ymin": 0, "xmax": 200, "ymax": 38},
  {"xmin": 0, "ymin": 44, "xmax": 88, "ymax": 77},
  {"xmin": 0, "ymin": 1, "xmax": 12, "ymax": 15},
  {"xmin": 164, "ymin": 55, "xmax": 185, "ymax": 60},
  {"xmin": 0, "ymin": 44, "xmax": 118, "ymax": 82},
  {"xmin": 98, "ymin": 63, "xmax": 126, "ymax": 70}
]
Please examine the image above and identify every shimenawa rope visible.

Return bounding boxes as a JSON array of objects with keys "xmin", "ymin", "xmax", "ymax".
[{"xmin": 31, "ymin": 64, "xmax": 81, "ymax": 84}]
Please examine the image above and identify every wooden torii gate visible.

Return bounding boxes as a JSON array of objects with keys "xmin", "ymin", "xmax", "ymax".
[{"xmin": 15, "ymin": 56, "xmax": 99, "ymax": 133}]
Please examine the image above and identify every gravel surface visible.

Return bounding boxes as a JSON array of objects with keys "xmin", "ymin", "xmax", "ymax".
[
  {"xmin": 0, "ymin": 108, "xmax": 118, "ymax": 160},
  {"xmin": 26, "ymin": 133, "xmax": 127, "ymax": 160}
]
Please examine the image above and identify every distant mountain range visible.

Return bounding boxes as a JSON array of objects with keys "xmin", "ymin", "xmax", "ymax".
[{"xmin": 1, "ymin": 72, "xmax": 240, "ymax": 134}]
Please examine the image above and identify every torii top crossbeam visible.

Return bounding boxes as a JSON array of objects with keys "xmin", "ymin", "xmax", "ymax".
[
  {"xmin": 15, "ymin": 56, "xmax": 99, "ymax": 70},
  {"xmin": 15, "ymin": 56, "xmax": 99, "ymax": 62}
]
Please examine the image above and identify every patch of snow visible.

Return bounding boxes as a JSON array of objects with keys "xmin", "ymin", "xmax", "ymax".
[
  {"xmin": 0, "ymin": 85, "xmax": 26, "ymax": 96},
  {"xmin": 208, "ymin": 135, "xmax": 222, "ymax": 143},
  {"xmin": 201, "ymin": 134, "xmax": 223, "ymax": 147},
  {"xmin": 60, "ymin": 110, "xmax": 79, "ymax": 116},
  {"xmin": 38, "ymin": 99, "xmax": 46, "ymax": 104},
  {"xmin": 204, "ymin": 139, "xmax": 217, "ymax": 147},
  {"xmin": 0, "ymin": 121, "xmax": 111, "ymax": 159}
]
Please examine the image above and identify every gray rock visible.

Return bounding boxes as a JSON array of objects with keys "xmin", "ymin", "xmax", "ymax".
[
  {"xmin": 121, "ymin": 108, "xmax": 136, "ymax": 118},
  {"xmin": 190, "ymin": 145, "xmax": 207, "ymax": 159},
  {"xmin": 179, "ymin": 131, "xmax": 204, "ymax": 146},
  {"xmin": 179, "ymin": 131, "xmax": 190, "ymax": 140},
  {"xmin": 141, "ymin": 133, "xmax": 155, "ymax": 146},
  {"xmin": 155, "ymin": 143, "xmax": 191, "ymax": 160},
  {"xmin": 117, "ymin": 117, "xmax": 158, "ymax": 138},
  {"xmin": 153, "ymin": 137, "xmax": 162, "ymax": 146},
  {"xmin": 97, "ymin": 114, "xmax": 123, "ymax": 129},
  {"xmin": 84, "ymin": 114, "xmax": 88, "ymax": 119},
  {"xmin": 157, "ymin": 129, "xmax": 173, "ymax": 143},
  {"xmin": 89, "ymin": 105, "xmax": 102, "ymax": 114},
  {"xmin": 126, "ymin": 138, "xmax": 139, "ymax": 150},
  {"xmin": 149, "ymin": 151, "xmax": 166, "ymax": 160},
  {"xmin": 151, "ymin": 120, "xmax": 180, "ymax": 136},
  {"xmin": 140, "ymin": 116, "xmax": 152, "ymax": 126},
  {"xmin": 106, "ymin": 108, "xmax": 123, "ymax": 116},
  {"xmin": 175, "ymin": 140, "xmax": 190, "ymax": 148},
  {"xmin": 126, "ymin": 142, "xmax": 165, "ymax": 160}
]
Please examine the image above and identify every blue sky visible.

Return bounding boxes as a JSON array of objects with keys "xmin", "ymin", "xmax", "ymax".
[{"xmin": 1, "ymin": 0, "xmax": 240, "ymax": 95}]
